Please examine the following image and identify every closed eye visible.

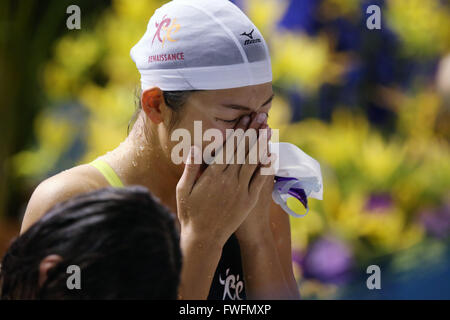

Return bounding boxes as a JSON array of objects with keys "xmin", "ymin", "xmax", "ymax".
[
  {"xmin": 216, "ymin": 113, "xmax": 269, "ymax": 125},
  {"xmin": 216, "ymin": 118, "xmax": 239, "ymax": 124}
]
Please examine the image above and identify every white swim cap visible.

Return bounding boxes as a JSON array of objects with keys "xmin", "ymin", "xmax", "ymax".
[{"xmin": 130, "ymin": 0, "xmax": 272, "ymax": 91}]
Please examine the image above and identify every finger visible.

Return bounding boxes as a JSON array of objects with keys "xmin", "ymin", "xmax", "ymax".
[
  {"xmin": 241, "ymin": 113, "xmax": 267, "ymax": 160},
  {"xmin": 248, "ymin": 166, "xmax": 273, "ymax": 199},
  {"xmin": 209, "ymin": 115, "xmax": 250, "ymax": 172},
  {"xmin": 259, "ymin": 127, "xmax": 272, "ymax": 167},
  {"xmin": 259, "ymin": 152, "xmax": 277, "ymax": 177},
  {"xmin": 237, "ymin": 127, "xmax": 268, "ymax": 182},
  {"xmin": 176, "ymin": 145, "xmax": 202, "ymax": 196},
  {"xmin": 235, "ymin": 114, "xmax": 251, "ymax": 131},
  {"xmin": 249, "ymin": 112, "xmax": 268, "ymax": 130},
  {"xmin": 222, "ymin": 115, "xmax": 253, "ymax": 169},
  {"xmin": 225, "ymin": 114, "xmax": 268, "ymax": 175}
]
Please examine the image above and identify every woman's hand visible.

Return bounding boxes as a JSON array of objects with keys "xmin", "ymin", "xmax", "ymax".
[
  {"xmin": 175, "ymin": 113, "xmax": 274, "ymax": 299},
  {"xmin": 235, "ymin": 122, "xmax": 275, "ymax": 245},
  {"xmin": 175, "ymin": 115, "xmax": 271, "ymax": 248}
]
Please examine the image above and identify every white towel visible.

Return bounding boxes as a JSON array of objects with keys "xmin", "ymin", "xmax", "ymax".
[{"xmin": 270, "ymin": 142, "xmax": 323, "ymax": 217}]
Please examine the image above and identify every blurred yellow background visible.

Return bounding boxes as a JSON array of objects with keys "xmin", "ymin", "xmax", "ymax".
[{"xmin": 1, "ymin": 0, "xmax": 449, "ymax": 299}]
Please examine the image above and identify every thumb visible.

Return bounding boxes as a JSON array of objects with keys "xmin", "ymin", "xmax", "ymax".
[{"xmin": 177, "ymin": 145, "xmax": 202, "ymax": 196}]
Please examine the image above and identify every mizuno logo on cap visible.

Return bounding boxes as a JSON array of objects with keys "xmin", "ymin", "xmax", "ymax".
[
  {"xmin": 240, "ymin": 28, "xmax": 261, "ymax": 46},
  {"xmin": 240, "ymin": 29, "xmax": 254, "ymax": 39}
]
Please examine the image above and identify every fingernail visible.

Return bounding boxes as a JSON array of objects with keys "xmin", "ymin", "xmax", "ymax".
[
  {"xmin": 256, "ymin": 113, "xmax": 267, "ymax": 124},
  {"xmin": 241, "ymin": 115, "xmax": 250, "ymax": 125}
]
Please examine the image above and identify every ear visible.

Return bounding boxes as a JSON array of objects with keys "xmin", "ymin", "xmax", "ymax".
[
  {"xmin": 141, "ymin": 87, "xmax": 164, "ymax": 124},
  {"xmin": 38, "ymin": 254, "xmax": 63, "ymax": 287}
]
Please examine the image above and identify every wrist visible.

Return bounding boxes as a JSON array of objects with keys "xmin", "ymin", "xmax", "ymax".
[
  {"xmin": 236, "ymin": 223, "xmax": 274, "ymax": 249},
  {"xmin": 178, "ymin": 228, "xmax": 224, "ymax": 300},
  {"xmin": 180, "ymin": 226, "xmax": 225, "ymax": 253}
]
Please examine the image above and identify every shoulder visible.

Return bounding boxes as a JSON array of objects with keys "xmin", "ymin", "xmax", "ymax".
[{"xmin": 20, "ymin": 164, "xmax": 110, "ymax": 233}]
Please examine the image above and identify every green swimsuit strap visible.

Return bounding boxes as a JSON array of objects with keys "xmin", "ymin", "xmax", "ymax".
[{"xmin": 90, "ymin": 159, "xmax": 124, "ymax": 188}]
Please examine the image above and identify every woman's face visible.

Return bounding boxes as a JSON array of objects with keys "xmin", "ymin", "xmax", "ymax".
[{"xmin": 160, "ymin": 82, "xmax": 274, "ymax": 177}]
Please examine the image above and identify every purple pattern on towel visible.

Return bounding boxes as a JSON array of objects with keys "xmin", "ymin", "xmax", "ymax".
[{"xmin": 275, "ymin": 176, "xmax": 308, "ymax": 209}]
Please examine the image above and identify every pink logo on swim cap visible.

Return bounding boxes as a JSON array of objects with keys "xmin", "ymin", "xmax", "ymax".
[{"xmin": 152, "ymin": 14, "xmax": 181, "ymax": 48}]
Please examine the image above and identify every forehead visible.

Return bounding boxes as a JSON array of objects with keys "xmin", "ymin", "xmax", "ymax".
[{"xmin": 192, "ymin": 82, "xmax": 273, "ymax": 108}]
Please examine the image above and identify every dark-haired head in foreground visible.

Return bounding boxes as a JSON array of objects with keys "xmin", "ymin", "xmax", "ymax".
[{"xmin": 0, "ymin": 186, "xmax": 181, "ymax": 299}]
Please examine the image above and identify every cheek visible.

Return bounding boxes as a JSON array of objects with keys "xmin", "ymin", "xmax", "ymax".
[
  {"xmin": 177, "ymin": 115, "xmax": 227, "ymax": 146},
  {"xmin": 164, "ymin": 118, "xmax": 207, "ymax": 162},
  {"xmin": 166, "ymin": 115, "xmax": 233, "ymax": 165}
]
